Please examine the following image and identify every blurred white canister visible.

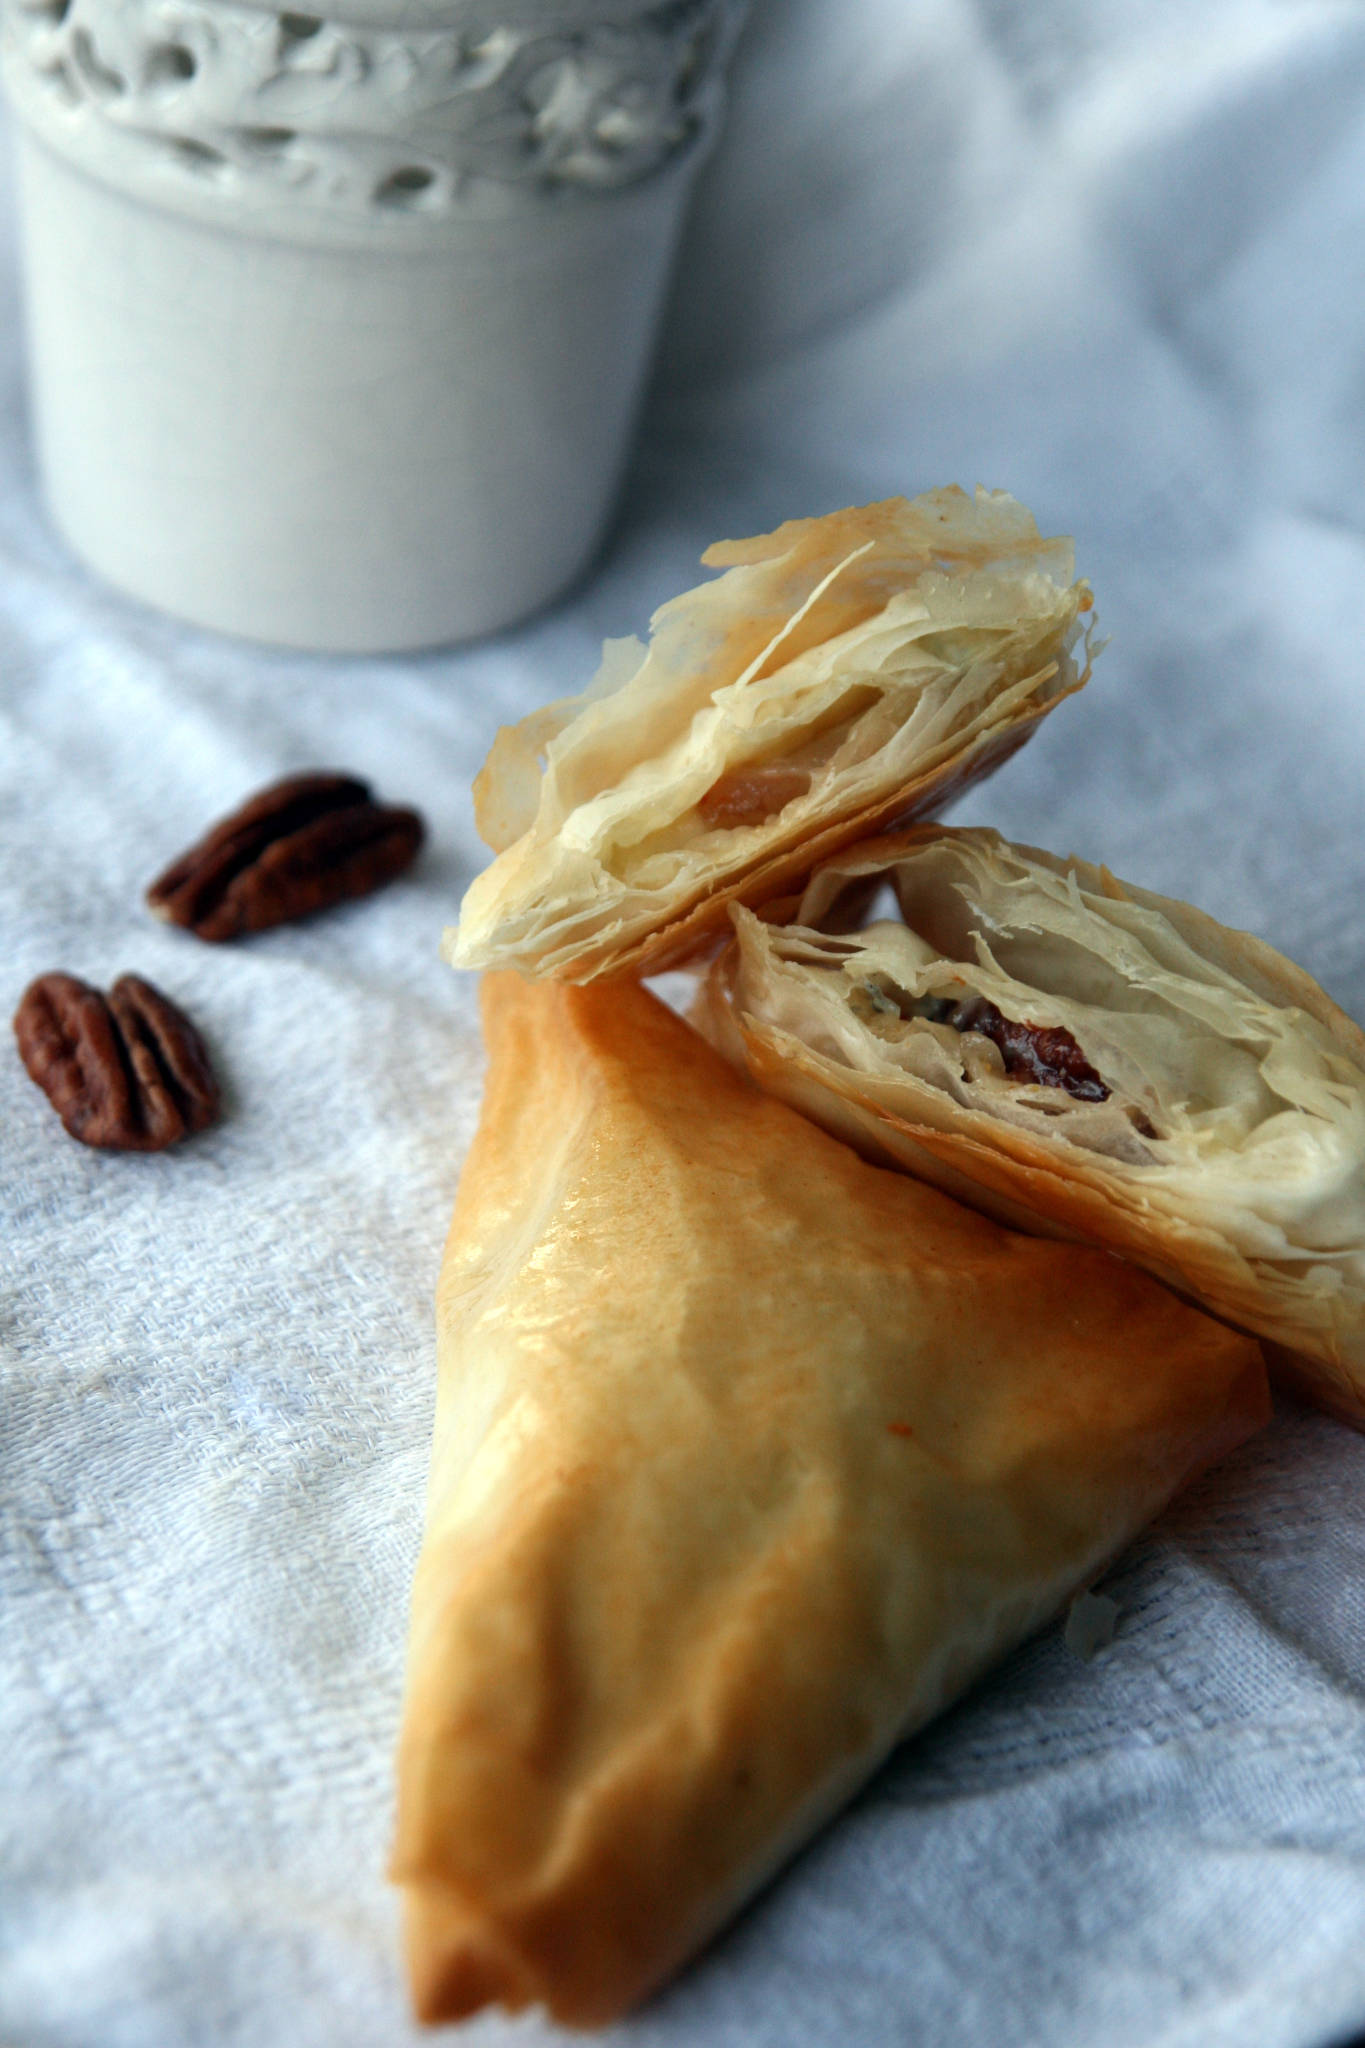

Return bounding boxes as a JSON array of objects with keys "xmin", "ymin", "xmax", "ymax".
[{"xmin": 0, "ymin": 0, "xmax": 741, "ymax": 649}]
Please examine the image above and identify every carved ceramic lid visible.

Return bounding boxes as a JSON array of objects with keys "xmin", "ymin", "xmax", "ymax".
[{"xmin": 1, "ymin": 0, "xmax": 744, "ymax": 235}]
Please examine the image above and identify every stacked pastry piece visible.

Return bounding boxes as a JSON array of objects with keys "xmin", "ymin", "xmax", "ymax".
[{"xmin": 393, "ymin": 489, "xmax": 1365, "ymax": 2027}]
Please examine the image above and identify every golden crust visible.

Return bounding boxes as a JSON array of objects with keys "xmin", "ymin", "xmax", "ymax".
[
  {"xmin": 446, "ymin": 489, "xmax": 1094, "ymax": 982},
  {"xmin": 392, "ymin": 974, "xmax": 1267, "ymax": 2026},
  {"xmin": 701, "ymin": 824, "xmax": 1365, "ymax": 1423}
]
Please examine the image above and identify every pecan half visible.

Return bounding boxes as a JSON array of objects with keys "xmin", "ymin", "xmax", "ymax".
[
  {"xmin": 146, "ymin": 771, "xmax": 425, "ymax": 940},
  {"xmin": 14, "ymin": 972, "xmax": 220, "ymax": 1151}
]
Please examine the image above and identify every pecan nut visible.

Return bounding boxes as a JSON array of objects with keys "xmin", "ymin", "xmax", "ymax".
[
  {"xmin": 14, "ymin": 972, "xmax": 220, "ymax": 1151},
  {"xmin": 146, "ymin": 771, "xmax": 425, "ymax": 940}
]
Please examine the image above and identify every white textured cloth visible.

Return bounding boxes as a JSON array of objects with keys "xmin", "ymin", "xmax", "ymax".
[{"xmin": 5, "ymin": 4, "xmax": 1365, "ymax": 2044}]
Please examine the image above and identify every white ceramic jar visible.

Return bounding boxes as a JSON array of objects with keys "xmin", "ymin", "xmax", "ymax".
[{"xmin": 0, "ymin": 0, "xmax": 741, "ymax": 649}]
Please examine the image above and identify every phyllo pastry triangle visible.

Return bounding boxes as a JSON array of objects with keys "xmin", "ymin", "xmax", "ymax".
[
  {"xmin": 700, "ymin": 825, "xmax": 1365, "ymax": 1424},
  {"xmin": 392, "ymin": 972, "xmax": 1266, "ymax": 2026},
  {"xmin": 446, "ymin": 489, "xmax": 1093, "ymax": 982}
]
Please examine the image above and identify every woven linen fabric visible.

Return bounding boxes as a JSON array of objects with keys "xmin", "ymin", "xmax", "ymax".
[{"xmin": 4, "ymin": 2, "xmax": 1365, "ymax": 2044}]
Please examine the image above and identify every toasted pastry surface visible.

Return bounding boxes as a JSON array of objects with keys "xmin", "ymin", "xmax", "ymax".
[
  {"xmin": 446, "ymin": 489, "xmax": 1093, "ymax": 981},
  {"xmin": 393, "ymin": 974, "xmax": 1266, "ymax": 2026},
  {"xmin": 701, "ymin": 825, "xmax": 1365, "ymax": 1422}
]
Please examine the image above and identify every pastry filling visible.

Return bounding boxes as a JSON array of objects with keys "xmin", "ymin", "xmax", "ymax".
[
  {"xmin": 698, "ymin": 766, "xmax": 812, "ymax": 830},
  {"xmin": 953, "ymin": 997, "xmax": 1110, "ymax": 1102},
  {"xmin": 850, "ymin": 978, "xmax": 1110, "ymax": 1102},
  {"xmin": 725, "ymin": 839, "xmax": 1365, "ymax": 1180}
]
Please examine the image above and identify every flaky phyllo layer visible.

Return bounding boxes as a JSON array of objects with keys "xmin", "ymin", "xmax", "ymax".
[
  {"xmin": 447, "ymin": 489, "xmax": 1093, "ymax": 980},
  {"xmin": 703, "ymin": 827, "xmax": 1365, "ymax": 1420},
  {"xmin": 394, "ymin": 974, "xmax": 1265, "ymax": 2027}
]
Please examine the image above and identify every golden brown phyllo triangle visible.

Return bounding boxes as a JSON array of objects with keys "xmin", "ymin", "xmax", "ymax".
[
  {"xmin": 447, "ymin": 488, "xmax": 1094, "ymax": 981},
  {"xmin": 393, "ymin": 974, "xmax": 1267, "ymax": 2028},
  {"xmin": 699, "ymin": 825, "xmax": 1365, "ymax": 1425},
  {"xmin": 400, "ymin": 485, "xmax": 1365, "ymax": 2030}
]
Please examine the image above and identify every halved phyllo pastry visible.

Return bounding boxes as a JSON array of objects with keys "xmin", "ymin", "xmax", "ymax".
[
  {"xmin": 700, "ymin": 827, "xmax": 1365, "ymax": 1424},
  {"xmin": 446, "ymin": 489, "xmax": 1093, "ymax": 981},
  {"xmin": 392, "ymin": 972, "xmax": 1266, "ymax": 2027}
]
